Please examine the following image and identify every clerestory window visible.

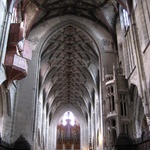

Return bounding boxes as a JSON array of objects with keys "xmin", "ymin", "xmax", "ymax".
[{"xmin": 123, "ymin": 9, "xmax": 130, "ymax": 29}]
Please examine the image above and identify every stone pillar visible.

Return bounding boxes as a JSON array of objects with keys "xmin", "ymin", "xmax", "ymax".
[{"xmin": 11, "ymin": 51, "xmax": 39, "ymax": 146}]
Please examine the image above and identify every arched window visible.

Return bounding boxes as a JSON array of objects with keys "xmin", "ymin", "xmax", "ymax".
[
  {"xmin": 62, "ymin": 111, "xmax": 75, "ymax": 126},
  {"xmin": 106, "ymin": 85, "xmax": 115, "ymax": 113},
  {"xmin": 123, "ymin": 9, "xmax": 130, "ymax": 28},
  {"xmin": 120, "ymin": 94, "xmax": 127, "ymax": 116}
]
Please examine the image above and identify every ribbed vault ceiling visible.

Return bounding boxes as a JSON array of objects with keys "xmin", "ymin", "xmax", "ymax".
[
  {"xmin": 39, "ymin": 24, "xmax": 99, "ymax": 115},
  {"xmin": 29, "ymin": 0, "xmax": 121, "ymax": 121}
]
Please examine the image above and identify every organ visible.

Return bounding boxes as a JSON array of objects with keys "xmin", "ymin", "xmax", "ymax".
[{"xmin": 56, "ymin": 119, "xmax": 80, "ymax": 150}]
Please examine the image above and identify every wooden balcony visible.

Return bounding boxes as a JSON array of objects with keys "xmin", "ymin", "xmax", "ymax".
[{"xmin": 4, "ymin": 51, "xmax": 28, "ymax": 88}]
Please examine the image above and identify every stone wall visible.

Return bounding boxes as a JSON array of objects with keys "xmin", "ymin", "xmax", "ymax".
[{"xmin": 116, "ymin": 0, "xmax": 150, "ymax": 141}]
